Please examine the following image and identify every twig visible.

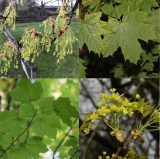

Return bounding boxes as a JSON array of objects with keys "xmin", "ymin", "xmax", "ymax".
[
  {"xmin": 83, "ymin": 121, "xmax": 100, "ymax": 159},
  {"xmin": 53, "ymin": 118, "xmax": 77, "ymax": 155},
  {"xmin": 70, "ymin": 149, "xmax": 79, "ymax": 159},
  {"xmin": 68, "ymin": 0, "xmax": 80, "ymax": 25},
  {"xmin": 44, "ymin": 0, "xmax": 58, "ymax": 5},
  {"xmin": 23, "ymin": 119, "xmax": 31, "ymax": 145},
  {"xmin": 0, "ymin": 110, "xmax": 37, "ymax": 157},
  {"xmin": 80, "ymin": 80, "xmax": 97, "ymax": 108},
  {"xmin": 146, "ymin": 80, "xmax": 159, "ymax": 92},
  {"xmin": 1, "ymin": 1, "xmax": 36, "ymax": 78}
]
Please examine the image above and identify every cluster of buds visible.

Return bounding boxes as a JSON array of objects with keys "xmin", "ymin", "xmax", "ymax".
[
  {"xmin": 51, "ymin": 18, "xmax": 56, "ymax": 28},
  {"xmin": 58, "ymin": 25, "xmax": 71, "ymax": 37},
  {"xmin": 29, "ymin": 28, "xmax": 41, "ymax": 38},
  {"xmin": 63, "ymin": 2, "xmax": 69, "ymax": 11},
  {"xmin": 110, "ymin": 129, "xmax": 126, "ymax": 142},
  {"xmin": 131, "ymin": 130, "xmax": 143, "ymax": 141}
]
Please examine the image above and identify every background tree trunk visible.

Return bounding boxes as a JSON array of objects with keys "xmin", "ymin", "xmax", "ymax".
[{"xmin": 2, "ymin": 0, "xmax": 7, "ymax": 11}]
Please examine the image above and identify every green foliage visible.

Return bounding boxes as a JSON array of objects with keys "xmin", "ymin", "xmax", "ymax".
[
  {"xmin": 0, "ymin": 79, "xmax": 79, "ymax": 159},
  {"xmin": 11, "ymin": 79, "xmax": 43, "ymax": 103},
  {"xmin": 79, "ymin": 0, "xmax": 159, "ymax": 77},
  {"xmin": 103, "ymin": 10, "xmax": 155, "ymax": 64},
  {"xmin": 79, "ymin": 12, "xmax": 106, "ymax": 54},
  {"xmin": 98, "ymin": 149, "xmax": 147, "ymax": 159}
]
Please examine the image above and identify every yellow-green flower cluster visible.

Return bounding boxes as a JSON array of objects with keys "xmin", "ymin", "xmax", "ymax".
[
  {"xmin": 98, "ymin": 88, "xmax": 154, "ymax": 118},
  {"xmin": 81, "ymin": 88, "xmax": 155, "ymax": 135},
  {"xmin": 3, "ymin": 1, "xmax": 16, "ymax": 30},
  {"xmin": 80, "ymin": 106, "xmax": 111, "ymax": 134}
]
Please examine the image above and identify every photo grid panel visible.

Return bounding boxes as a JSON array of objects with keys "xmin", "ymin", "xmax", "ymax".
[
  {"xmin": 0, "ymin": 0, "xmax": 79, "ymax": 78},
  {"xmin": 79, "ymin": 78, "xmax": 159, "ymax": 159},
  {"xmin": 0, "ymin": 79, "xmax": 79, "ymax": 159},
  {"xmin": 0, "ymin": 0, "xmax": 160, "ymax": 159}
]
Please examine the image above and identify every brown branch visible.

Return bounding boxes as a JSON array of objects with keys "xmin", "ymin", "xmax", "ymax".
[
  {"xmin": 80, "ymin": 80, "xmax": 97, "ymax": 108},
  {"xmin": 83, "ymin": 121, "xmax": 101, "ymax": 159}
]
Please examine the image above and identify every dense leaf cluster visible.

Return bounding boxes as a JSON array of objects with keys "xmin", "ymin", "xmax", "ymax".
[
  {"xmin": 0, "ymin": 79, "xmax": 79, "ymax": 159},
  {"xmin": 79, "ymin": 0, "xmax": 159, "ymax": 77}
]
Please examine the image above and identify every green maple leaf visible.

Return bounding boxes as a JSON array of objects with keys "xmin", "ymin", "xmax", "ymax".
[
  {"xmin": 11, "ymin": 79, "xmax": 43, "ymax": 103},
  {"xmin": 147, "ymin": 9, "xmax": 160, "ymax": 42},
  {"xmin": 31, "ymin": 113, "xmax": 61, "ymax": 138},
  {"xmin": 102, "ymin": 0, "xmax": 158, "ymax": 18},
  {"xmin": 53, "ymin": 97, "xmax": 78, "ymax": 125},
  {"xmin": 103, "ymin": 10, "xmax": 155, "ymax": 64},
  {"xmin": 135, "ymin": 0, "xmax": 158, "ymax": 12},
  {"xmin": 79, "ymin": 12, "xmax": 110, "ymax": 54},
  {"xmin": 6, "ymin": 137, "xmax": 46, "ymax": 159}
]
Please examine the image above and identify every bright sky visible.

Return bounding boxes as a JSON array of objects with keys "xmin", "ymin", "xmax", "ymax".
[{"xmin": 37, "ymin": 0, "xmax": 76, "ymax": 6}]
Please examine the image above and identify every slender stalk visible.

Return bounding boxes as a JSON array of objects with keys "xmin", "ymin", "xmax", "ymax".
[
  {"xmin": 68, "ymin": 0, "xmax": 80, "ymax": 25},
  {"xmin": 53, "ymin": 118, "xmax": 78, "ymax": 155},
  {"xmin": 70, "ymin": 149, "xmax": 79, "ymax": 159},
  {"xmin": 83, "ymin": 121, "xmax": 101, "ymax": 159},
  {"xmin": 0, "ymin": 110, "xmax": 37, "ymax": 157}
]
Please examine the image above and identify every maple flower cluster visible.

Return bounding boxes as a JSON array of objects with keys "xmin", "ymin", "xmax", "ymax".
[{"xmin": 80, "ymin": 88, "xmax": 157, "ymax": 135}]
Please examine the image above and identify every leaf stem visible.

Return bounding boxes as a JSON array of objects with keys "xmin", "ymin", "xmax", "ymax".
[
  {"xmin": 0, "ymin": 110, "xmax": 37, "ymax": 157},
  {"xmin": 53, "ymin": 118, "xmax": 78, "ymax": 155},
  {"xmin": 70, "ymin": 149, "xmax": 79, "ymax": 159}
]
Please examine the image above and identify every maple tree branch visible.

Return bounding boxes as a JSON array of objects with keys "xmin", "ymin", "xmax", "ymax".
[
  {"xmin": 83, "ymin": 122, "xmax": 101, "ymax": 159},
  {"xmin": 3, "ymin": 25, "xmax": 36, "ymax": 78},
  {"xmin": 80, "ymin": 80, "xmax": 97, "ymax": 108}
]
